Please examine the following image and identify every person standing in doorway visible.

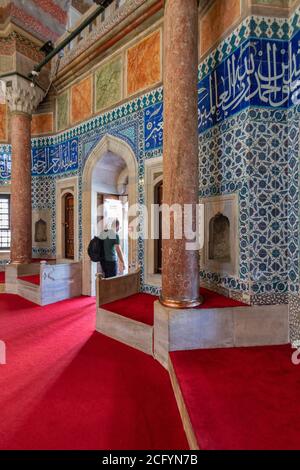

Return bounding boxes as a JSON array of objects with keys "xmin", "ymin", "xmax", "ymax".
[{"xmin": 100, "ymin": 219, "xmax": 126, "ymax": 278}]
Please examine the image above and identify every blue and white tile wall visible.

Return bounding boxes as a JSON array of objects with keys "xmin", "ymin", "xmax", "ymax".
[
  {"xmin": 248, "ymin": 108, "xmax": 289, "ymax": 304},
  {"xmin": 196, "ymin": 9, "xmax": 296, "ymax": 305},
  {"xmin": 1, "ymin": 9, "xmax": 300, "ymax": 316},
  {"xmin": 0, "ymin": 145, "xmax": 11, "ymax": 182},
  {"xmin": 0, "ymin": 145, "xmax": 11, "ymax": 265},
  {"xmin": 287, "ymin": 103, "xmax": 300, "ymax": 343},
  {"xmin": 199, "ymin": 109, "xmax": 251, "ymax": 297}
]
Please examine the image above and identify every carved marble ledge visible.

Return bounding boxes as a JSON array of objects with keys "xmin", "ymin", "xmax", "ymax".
[
  {"xmin": 250, "ymin": 0, "xmax": 295, "ymax": 18},
  {"xmin": 52, "ymin": 0, "xmax": 161, "ymax": 81},
  {"xmin": 0, "ymin": 76, "xmax": 45, "ymax": 115}
]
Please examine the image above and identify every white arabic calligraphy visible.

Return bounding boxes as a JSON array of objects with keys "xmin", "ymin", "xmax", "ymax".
[
  {"xmin": 198, "ymin": 37, "xmax": 300, "ymax": 131},
  {"xmin": 32, "ymin": 139, "xmax": 78, "ymax": 176},
  {"xmin": 145, "ymin": 104, "xmax": 164, "ymax": 148}
]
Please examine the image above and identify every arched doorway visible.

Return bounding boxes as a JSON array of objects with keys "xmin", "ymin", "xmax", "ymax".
[{"xmin": 82, "ymin": 134, "xmax": 138, "ymax": 296}]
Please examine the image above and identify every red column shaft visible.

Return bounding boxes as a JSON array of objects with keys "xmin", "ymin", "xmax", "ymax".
[
  {"xmin": 10, "ymin": 112, "xmax": 32, "ymax": 264},
  {"xmin": 161, "ymin": 0, "xmax": 201, "ymax": 308}
]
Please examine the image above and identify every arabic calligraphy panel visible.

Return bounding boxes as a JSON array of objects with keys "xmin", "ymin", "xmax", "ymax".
[
  {"xmin": 144, "ymin": 103, "xmax": 163, "ymax": 151},
  {"xmin": 143, "ymin": 32, "xmax": 299, "ymax": 144},
  {"xmin": 198, "ymin": 35, "xmax": 296, "ymax": 133},
  {"xmin": 32, "ymin": 138, "xmax": 79, "ymax": 176}
]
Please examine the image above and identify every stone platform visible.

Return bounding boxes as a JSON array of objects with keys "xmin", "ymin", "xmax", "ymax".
[
  {"xmin": 154, "ymin": 301, "xmax": 289, "ymax": 369},
  {"xmin": 5, "ymin": 261, "xmax": 82, "ymax": 306},
  {"xmin": 96, "ymin": 275, "xmax": 288, "ymax": 363},
  {"xmin": 96, "ymin": 270, "xmax": 155, "ymax": 355}
]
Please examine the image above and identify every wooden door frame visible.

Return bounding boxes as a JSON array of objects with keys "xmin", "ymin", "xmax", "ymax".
[
  {"xmin": 64, "ymin": 192, "xmax": 75, "ymax": 260},
  {"xmin": 154, "ymin": 180, "xmax": 163, "ymax": 274},
  {"xmin": 144, "ymin": 156, "xmax": 163, "ymax": 288},
  {"xmin": 55, "ymin": 177, "xmax": 79, "ymax": 262}
]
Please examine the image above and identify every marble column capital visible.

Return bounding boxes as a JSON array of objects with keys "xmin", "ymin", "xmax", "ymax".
[{"xmin": 0, "ymin": 75, "xmax": 45, "ymax": 115}]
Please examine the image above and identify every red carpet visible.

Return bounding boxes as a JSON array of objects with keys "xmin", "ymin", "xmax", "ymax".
[
  {"xmin": 0, "ymin": 294, "xmax": 188, "ymax": 450},
  {"xmin": 18, "ymin": 275, "xmax": 40, "ymax": 286},
  {"xmin": 0, "ymin": 271, "xmax": 5, "ymax": 283},
  {"xmin": 170, "ymin": 345, "xmax": 300, "ymax": 450},
  {"xmin": 103, "ymin": 293, "xmax": 158, "ymax": 326},
  {"xmin": 103, "ymin": 288, "xmax": 247, "ymax": 326},
  {"xmin": 197, "ymin": 287, "xmax": 248, "ymax": 308}
]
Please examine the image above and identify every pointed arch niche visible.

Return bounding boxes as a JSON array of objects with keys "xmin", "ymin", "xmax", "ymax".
[{"xmin": 82, "ymin": 134, "xmax": 138, "ymax": 295}]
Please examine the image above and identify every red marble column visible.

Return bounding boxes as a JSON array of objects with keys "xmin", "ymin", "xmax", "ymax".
[
  {"xmin": 10, "ymin": 112, "xmax": 32, "ymax": 264},
  {"xmin": 160, "ymin": 0, "xmax": 201, "ymax": 308}
]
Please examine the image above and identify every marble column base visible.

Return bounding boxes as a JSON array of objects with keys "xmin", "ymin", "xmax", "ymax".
[{"xmin": 160, "ymin": 294, "xmax": 203, "ymax": 309}]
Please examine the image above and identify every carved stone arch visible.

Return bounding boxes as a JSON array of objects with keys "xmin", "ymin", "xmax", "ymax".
[
  {"xmin": 117, "ymin": 167, "xmax": 129, "ymax": 195},
  {"xmin": 82, "ymin": 134, "xmax": 138, "ymax": 295}
]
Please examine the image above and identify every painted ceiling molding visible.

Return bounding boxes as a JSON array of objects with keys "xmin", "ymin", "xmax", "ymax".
[
  {"xmin": 0, "ymin": 0, "xmax": 71, "ymax": 42},
  {"xmin": 71, "ymin": 0, "xmax": 94, "ymax": 14}
]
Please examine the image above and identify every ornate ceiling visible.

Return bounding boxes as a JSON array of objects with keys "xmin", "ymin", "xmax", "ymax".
[{"xmin": 0, "ymin": 0, "xmax": 94, "ymax": 42}]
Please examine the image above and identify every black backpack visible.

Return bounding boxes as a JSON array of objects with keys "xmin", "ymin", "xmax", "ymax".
[{"xmin": 87, "ymin": 237, "xmax": 105, "ymax": 263}]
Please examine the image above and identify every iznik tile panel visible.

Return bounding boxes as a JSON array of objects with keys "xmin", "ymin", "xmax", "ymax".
[
  {"xmin": 143, "ymin": 29, "xmax": 300, "ymax": 150},
  {"xmin": 0, "ymin": 145, "xmax": 11, "ymax": 184},
  {"xmin": 198, "ymin": 36, "xmax": 293, "ymax": 133},
  {"xmin": 0, "ymin": 145, "xmax": 11, "ymax": 182},
  {"xmin": 32, "ymin": 138, "xmax": 79, "ymax": 176},
  {"xmin": 144, "ymin": 103, "xmax": 163, "ymax": 151}
]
